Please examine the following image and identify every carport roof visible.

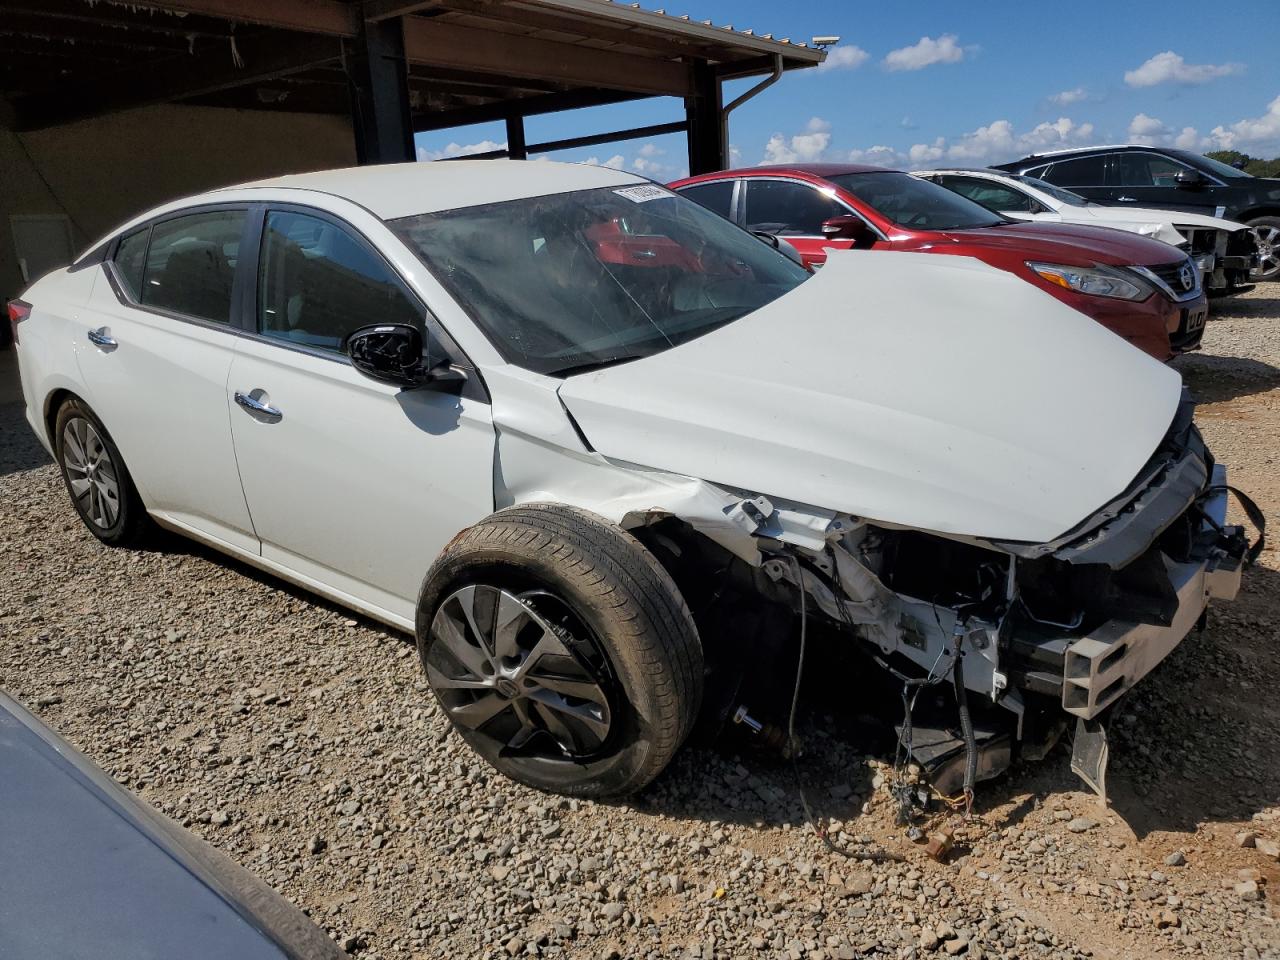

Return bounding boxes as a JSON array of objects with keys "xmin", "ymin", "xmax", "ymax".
[{"xmin": 0, "ymin": 0, "xmax": 826, "ymax": 132}]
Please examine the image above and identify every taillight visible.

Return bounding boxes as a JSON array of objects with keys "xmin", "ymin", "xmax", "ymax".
[{"xmin": 7, "ymin": 299, "xmax": 31, "ymax": 346}]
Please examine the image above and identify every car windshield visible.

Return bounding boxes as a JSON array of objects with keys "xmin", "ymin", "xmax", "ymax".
[
  {"xmin": 828, "ymin": 171, "xmax": 1006, "ymax": 230},
  {"xmin": 1013, "ymin": 175, "xmax": 1091, "ymax": 207},
  {"xmin": 1179, "ymin": 151, "xmax": 1252, "ymax": 180},
  {"xmin": 391, "ymin": 185, "xmax": 809, "ymax": 377}
]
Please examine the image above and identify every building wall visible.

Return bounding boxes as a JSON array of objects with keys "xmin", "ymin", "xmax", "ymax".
[{"xmin": 1, "ymin": 103, "xmax": 357, "ymax": 300}]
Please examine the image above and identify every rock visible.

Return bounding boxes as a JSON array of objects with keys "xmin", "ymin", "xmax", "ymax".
[
  {"xmin": 35, "ymin": 694, "xmax": 62, "ymax": 707},
  {"xmin": 919, "ymin": 930, "xmax": 941, "ymax": 951},
  {"xmin": 210, "ymin": 810, "xmax": 230, "ymax": 826},
  {"xmin": 1235, "ymin": 880, "xmax": 1261, "ymax": 902},
  {"xmin": 1254, "ymin": 837, "xmax": 1280, "ymax": 860},
  {"xmin": 491, "ymin": 865, "xmax": 512, "ymax": 882},
  {"xmin": 601, "ymin": 903, "xmax": 625, "ymax": 922},
  {"xmin": 1236, "ymin": 831, "xmax": 1258, "ymax": 848},
  {"xmin": 1067, "ymin": 817, "xmax": 1097, "ymax": 834},
  {"xmin": 339, "ymin": 800, "xmax": 360, "ymax": 816},
  {"xmin": 1153, "ymin": 910, "xmax": 1179, "ymax": 929},
  {"xmin": 1164, "ymin": 851, "xmax": 1185, "ymax": 867},
  {"xmin": 943, "ymin": 937, "xmax": 969, "ymax": 956},
  {"xmin": 309, "ymin": 835, "xmax": 327, "ymax": 854},
  {"xmin": 844, "ymin": 871, "xmax": 874, "ymax": 896}
]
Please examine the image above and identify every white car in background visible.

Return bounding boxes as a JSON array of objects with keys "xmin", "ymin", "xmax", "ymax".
[
  {"xmin": 915, "ymin": 168, "xmax": 1257, "ymax": 296},
  {"xmin": 8, "ymin": 161, "xmax": 1256, "ymax": 801}
]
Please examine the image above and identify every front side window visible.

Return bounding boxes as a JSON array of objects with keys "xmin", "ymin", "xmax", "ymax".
[
  {"xmin": 1039, "ymin": 154, "xmax": 1107, "ymax": 187},
  {"xmin": 940, "ymin": 176, "xmax": 1039, "ymax": 213},
  {"xmin": 677, "ymin": 180, "xmax": 735, "ymax": 220},
  {"xmin": 828, "ymin": 171, "xmax": 1005, "ymax": 230},
  {"xmin": 1119, "ymin": 152, "xmax": 1194, "ymax": 187},
  {"xmin": 258, "ymin": 211, "xmax": 422, "ymax": 353},
  {"xmin": 113, "ymin": 227, "xmax": 149, "ymax": 301},
  {"xmin": 741, "ymin": 179, "xmax": 846, "ymax": 235},
  {"xmin": 141, "ymin": 210, "xmax": 245, "ymax": 324},
  {"xmin": 392, "ymin": 186, "xmax": 808, "ymax": 376}
]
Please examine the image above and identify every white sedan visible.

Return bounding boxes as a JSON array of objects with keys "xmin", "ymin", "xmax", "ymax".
[
  {"xmin": 8, "ymin": 162, "xmax": 1255, "ymax": 798},
  {"xmin": 915, "ymin": 167, "xmax": 1257, "ymax": 295}
]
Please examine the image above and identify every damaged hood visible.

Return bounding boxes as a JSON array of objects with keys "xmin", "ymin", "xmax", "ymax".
[{"xmin": 557, "ymin": 251, "xmax": 1183, "ymax": 545}]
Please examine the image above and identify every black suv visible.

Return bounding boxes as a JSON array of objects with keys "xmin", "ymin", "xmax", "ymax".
[{"xmin": 994, "ymin": 146, "xmax": 1280, "ymax": 281}]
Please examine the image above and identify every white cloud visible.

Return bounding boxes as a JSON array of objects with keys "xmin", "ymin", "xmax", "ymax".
[
  {"xmin": 582, "ymin": 155, "xmax": 626, "ymax": 170},
  {"xmin": 762, "ymin": 117, "xmax": 832, "ymax": 165},
  {"xmin": 817, "ymin": 45, "xmax": 870, "ymax": 72},
  {"xmin": 847, "ymin": 116, "xmax": 1095, "ymax": 170},
  {"xmin": 884, "ymin": 34, "xmax": 965, "ymax": 72},
  {"xmin": 1124, "ymin": 51, "xmax": 1242, "ymax": 88},
  {"xmin": 1206, "ymin": 93, "xmax": 1280, "ymax": 152},
  {"xmin": 1127, "ymin": 112, "xmax": 1170, "ymax": 145},
  {"xmin": 416, "ymin": 139, "xmax": 506, "ymax": 161},
  {"xmin": 1049, "ymin": 87, "xmax": 1088, "ymax": 106}
]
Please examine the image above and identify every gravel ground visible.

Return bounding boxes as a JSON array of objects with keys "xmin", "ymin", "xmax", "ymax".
[{"xmin": 2, "ymin": 290, "xmax": 1279, "ymax": 960}]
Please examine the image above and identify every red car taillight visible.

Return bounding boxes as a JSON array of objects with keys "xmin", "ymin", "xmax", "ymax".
[{"xmin": 7, "ymin": 299, "xmax": 31, "ymax": 346}]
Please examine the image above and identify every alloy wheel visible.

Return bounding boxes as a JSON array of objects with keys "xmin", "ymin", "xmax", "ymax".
[
  {"xmin": 62, "ymin": 417, "xmax": 120, "ymax": 529},
  {"xmin": 426, "ymin": 584, "xmax": 613, "ymax": 758},
  {"xmin": 1252, "ymin": 224, "xmax": 1279, "ymax": 281}
]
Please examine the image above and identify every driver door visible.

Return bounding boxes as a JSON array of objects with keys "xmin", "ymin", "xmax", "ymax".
[{"xmin": 225, "ymin": 207, "xmax": 496, "ymax": 628}]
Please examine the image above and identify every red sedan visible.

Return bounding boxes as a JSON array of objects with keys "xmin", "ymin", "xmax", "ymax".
[{"xmin": 669, "ymin": 164, "xmax": 1208, "ymax": 360}]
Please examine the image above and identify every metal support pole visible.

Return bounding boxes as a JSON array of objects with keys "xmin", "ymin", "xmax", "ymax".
[
  {"xmin": 684, "ymin": 61, "xmax": 724, "ymax": 174},
  {"xmin": 505, "ymin": 114, "xmax": 528, "ymax": 160},
  {"xmin": 348, "ymin": 8, "xmax": 414, "ymax": 164}
]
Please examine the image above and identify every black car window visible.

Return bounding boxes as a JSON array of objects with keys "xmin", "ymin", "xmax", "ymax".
[
  {"xmin": 1040, "ymin": 154, "xmax": 1107, "ymax": 186},
  {"xmin": 940, "ymin": 176, "xmax": 1038, "ymax": 213},
  {"xmin": 113, "ymin": 227, "xmax": 149, "ymax": 301},
  {"xmin": 140, "ymin": 210, "xmax": 245, "ymax": 324},
  {"xmin": 258, "ymin": 210, "xmax": 423, "ymax": 353},
  {"xmin": 742, "ymin": 179, "xmax": 846, "ymax": 235},
  {"xmin": 1118, "ymin": 152, "xmax": 1194, "ymax": 187},
  {"xmin": 677, "ymin": 180, "xmax": 735, "ymax": 220}
]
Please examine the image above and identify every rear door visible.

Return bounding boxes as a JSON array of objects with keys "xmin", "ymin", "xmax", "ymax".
[
  {"xmin": 1036, "ymin": 153, "xmax": 1116, "ymax": 203},
  {"xmin": 75, "ymin": 206, "xmax": 257, "ymax": 551},
  {"xmin": 225, "ymin": 206, "xmax": 496, "ymax": 627}
]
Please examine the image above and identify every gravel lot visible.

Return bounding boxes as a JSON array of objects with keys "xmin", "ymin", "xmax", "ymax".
[{"xmin": 2, "ymin": 290, "xmax": 1279, "ymax": 960}]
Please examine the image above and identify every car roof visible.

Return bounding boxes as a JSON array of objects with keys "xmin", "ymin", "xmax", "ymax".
[
  {"xmin": 680, "ymin": 162, "xmax": 894, "ymax": 181},
  {"xmin": 215, "ymin": 159, "xmax": 647, "ymax": 220}
]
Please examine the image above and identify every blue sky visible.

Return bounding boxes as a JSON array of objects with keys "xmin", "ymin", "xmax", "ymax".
[{"xmin": 414, "ymin": 0, "xmax": 1280, "ymax": 179}]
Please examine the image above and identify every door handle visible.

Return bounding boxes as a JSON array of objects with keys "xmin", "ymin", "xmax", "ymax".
[
  {"xmin": 1116, "ymin": 196, "xmax": 1137, "ymax": 202},
  {"xmin": 87, "ymin": 327, "xmax": 117, "ymax": 350},
  {"xmin": 234, "ymin": 391, "xmax": 283, "ymax": 423}
]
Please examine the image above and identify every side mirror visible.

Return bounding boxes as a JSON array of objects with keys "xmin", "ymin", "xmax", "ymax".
[
  {"xmin": 1174, "ymin": 168, "xmax": 1206, "ymax": 189},
  {"xmin": 820, "ymin": 215, "xmax": 871, "ymax": 242},
  {"xmin": 345, "ymin": 323, "xmax": 462, "ymax": 390}
]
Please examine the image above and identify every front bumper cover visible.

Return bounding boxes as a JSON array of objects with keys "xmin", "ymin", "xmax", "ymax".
[{"xmin": 1056, "ymin": 467, "xmax": 1244, "ymax": 719}]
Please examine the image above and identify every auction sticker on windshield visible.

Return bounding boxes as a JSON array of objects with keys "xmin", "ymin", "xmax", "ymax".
[{"xmin": 614, "ymin": 184, "xmax": 671, "ymax": 203}]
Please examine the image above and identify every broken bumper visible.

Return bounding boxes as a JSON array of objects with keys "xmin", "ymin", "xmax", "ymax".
[{"xmin": 1058, "ymin": 467, "xmax": 1242, "ymax": 719}]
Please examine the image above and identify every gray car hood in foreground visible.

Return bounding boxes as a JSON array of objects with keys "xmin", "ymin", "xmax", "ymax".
[{"xmin": 559, "ymin": 251, "xmax": 1183, "ymax": 545}]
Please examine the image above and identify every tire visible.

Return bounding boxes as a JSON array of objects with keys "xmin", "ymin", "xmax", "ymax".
[
  {"xmin": 415, "ymin": 503, "xmax": 703, "ymax": 798},
  {"xmin": 54, "ymin": 397, "xmax": 150, "ymax": 546},
  {"xmin": 1248, "ymin": 216, "xmax": 1280, "ymax": 282}
]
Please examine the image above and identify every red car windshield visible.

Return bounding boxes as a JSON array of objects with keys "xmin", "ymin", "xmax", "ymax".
[
  {"xmin": 392, "ymin": 186, "xmax": 808, "ymax": 377},
  {"xmin": 829, "ymin": 171, "xmax": 1006, "ymax": 231}
]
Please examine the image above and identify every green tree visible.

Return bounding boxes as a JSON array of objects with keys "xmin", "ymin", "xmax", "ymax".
[{"xmin": 1205, "ymin": 150, "xmax": 1280, "ymax": 177}]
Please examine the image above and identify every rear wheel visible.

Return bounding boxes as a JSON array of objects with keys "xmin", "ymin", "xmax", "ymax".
[
  {"xmin": 54, "ymin": 398, "xmax": 149, "ymax": 545},
  {"xmin": 1249, "ymin": 216, "xmax": 1280, "ymax": 282},
  {"xmin": 416, "ymin": 504, "xmax": 703, "ymax": 798}
]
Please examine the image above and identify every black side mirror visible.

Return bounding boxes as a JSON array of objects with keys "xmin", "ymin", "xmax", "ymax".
[
  {"xmin": 1174, "ymin": 168, "xmax": 1206, "ymax": 189},
  {"xmin": 345, "ymin": 323, "xmax": 463, "ymax": 390},
  {"xmin": 820, "ymin": 215, "xmax": 871, "ymax": 242}
]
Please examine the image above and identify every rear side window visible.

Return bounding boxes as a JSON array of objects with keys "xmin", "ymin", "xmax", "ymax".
[
  {"xmin": 141, "ymin": 210, "xmax": 245, "ymax": 324},
  {"xmin": 257, "ymin": 210, "xmax": 422, "ymax": 353},
  {"xmin": 113, "ymin": 227, "xmax": 149, "ymax": 300},
  {"xmin": 940, "ymin": 176, "xmax": 1038, "ymax": 213},
  {"xmin": 1040, "ymin": 155, "xmax": 1107, "ymax": 186},
  {"xmin": 742, "ymin": 180, "xmax": 845, "ymax": 235},
  {"xmin": 677, "ymin": 180, "xmax": 735, "ymax": 220}
]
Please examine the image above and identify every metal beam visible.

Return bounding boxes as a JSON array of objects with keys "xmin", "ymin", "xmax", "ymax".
[
  {"xmin": 364, "ymin": 0, "xmax": 440, "ymax": 21},
  {"xmin": 505, "ymin": 115, "xmax": 528, "ymax": 161},
  {"xmin": 92, "ymin": 0, "xmax": 359, "ymax": 37},
  {"xmin": 529, "ymin": 120, "xmax": 686, "ymax": 156},
  {"xmin": 347, "ymin": 8, "xmax": 416, "ymax": 163},
  {"xmin": 10, "ymin": 32, "xmax": 343, "ymax": 130},
  {"xmin": 401, "ymin": 17, "xmax": 690, "ymax": 97},
  {"xmin": 413, "ymin": 87, "xmax": 644, "ymax": 132},
  {"xmin": 684, "ymin": 61, "xmax": 724, "ymax": 174}
]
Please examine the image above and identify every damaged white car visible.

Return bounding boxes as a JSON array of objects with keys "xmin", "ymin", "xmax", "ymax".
[{"xmin": 10, "ymin": 162, "xmax": 1262, "ymax": 799}]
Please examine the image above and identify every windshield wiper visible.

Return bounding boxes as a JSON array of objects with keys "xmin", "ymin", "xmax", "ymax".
[{"xmin": 547, "ymin": 353, "xmax": 647, "ymax": 378}]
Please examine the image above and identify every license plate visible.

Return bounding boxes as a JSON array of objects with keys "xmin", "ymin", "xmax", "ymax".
[{"xmin": 1182, "ymin": 306, "xmax": 1207, "ymax": 334}]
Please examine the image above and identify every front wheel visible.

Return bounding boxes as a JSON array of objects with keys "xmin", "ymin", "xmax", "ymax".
[
  {"xmin": 416, "ymin": 504, "xmax": 703, "ymax": 798},
  {"xmin": 1249, "ymin": 216, "xmax": 1280, "ymax": 282}
]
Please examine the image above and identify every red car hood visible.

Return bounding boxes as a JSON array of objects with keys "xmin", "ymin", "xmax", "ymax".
[{"xmin": 934, "ymin": 222, "xmax": 1186, "ymax": 267}]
